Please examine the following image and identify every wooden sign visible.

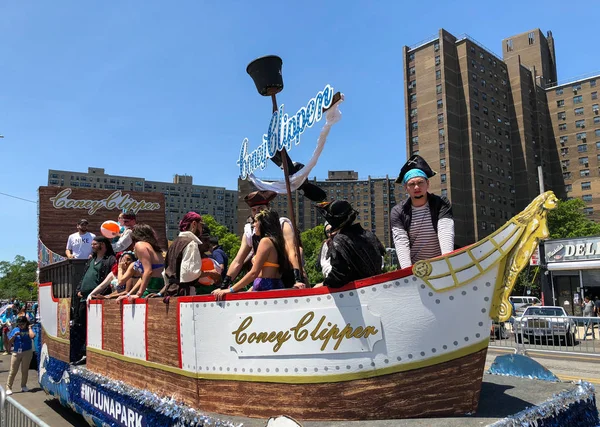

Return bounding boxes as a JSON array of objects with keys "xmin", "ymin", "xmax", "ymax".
[{"xmin": 38, "ymin": 186, "xmax": 166, "ymax": 256}]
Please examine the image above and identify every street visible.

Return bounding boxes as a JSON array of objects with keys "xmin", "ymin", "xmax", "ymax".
[{"xmin": 2, "ymin": 348, "xmax": 600, "ymax": 426}]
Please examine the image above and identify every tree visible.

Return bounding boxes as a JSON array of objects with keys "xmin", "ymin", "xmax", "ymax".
[
  {"xmin": 300, "ymin": 225, "xmax": 326, "ymax": 284},
  {"xmin": 0, "ymin": 255, "xmax": 38, "ymax": 301},
  {"xmin": 201, "ymin": 215, "xmax": 241, "ymax": 265},
  {"xmin": 547, "ymin": 198, "xmax": 600, "ymax": 239}
]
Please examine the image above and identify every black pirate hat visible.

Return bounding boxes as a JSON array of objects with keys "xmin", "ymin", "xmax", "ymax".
[
  {"xmin": 395, "ymin": 155, "xmax": 437, "ymax": 184},
  {"xmin": 316, "ymin": 200, "xmax": 357, "ymax": 231}
]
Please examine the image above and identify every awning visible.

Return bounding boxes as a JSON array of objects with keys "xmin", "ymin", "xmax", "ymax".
[{"xmin": 547, "ymin": 260, "xmax": 600, "ymax": 271}]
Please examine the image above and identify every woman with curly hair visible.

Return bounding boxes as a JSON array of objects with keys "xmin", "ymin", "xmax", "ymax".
[
  {"xmin": 117, "ymin": 224, "xmax": 165, "ymax": 300},
  {"xmin": 212, "ymin": 209, "xmax": 290, "ymax": 300}
]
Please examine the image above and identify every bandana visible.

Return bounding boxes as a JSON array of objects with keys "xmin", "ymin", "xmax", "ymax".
[{"xmin": 179, "ymin": 212, "xmax": 203, "ymax": 232}]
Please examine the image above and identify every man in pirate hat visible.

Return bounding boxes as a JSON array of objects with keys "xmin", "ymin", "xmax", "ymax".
[
  {"xmin": 221, "ymin": 190, "xmax": 305, "ymax": 289},
  {"xmin": 390, "ymin": 155, "xmax": 454, "ymax": 269},
  {"xmin": 314, "ymin": 200, "xmax": 384, "ymax": 288}
]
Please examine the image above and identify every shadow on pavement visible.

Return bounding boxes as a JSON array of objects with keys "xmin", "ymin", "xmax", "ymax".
[
  {"xmin": 44, "ymin": 399, "xmax": 88, "ymax": 426},
  {"xmin": 475, "ymin": 381, "xmax": 539, "ymax": 418}
]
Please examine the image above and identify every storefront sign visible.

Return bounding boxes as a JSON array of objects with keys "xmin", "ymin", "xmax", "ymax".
[
  {"xmin": 231, "ymin": 306, "xmax": 382, "ymax": 357},
  {"xmin": 544, "ymin": 237, "xmax": 600, "ymax": 263},
  {"xmin": 237, "ymin": 84, "xmax": 335, "ymax": 179},
  {"xmin": 530, "ymin": 246, "xmax": 540, "ymax": 266}
]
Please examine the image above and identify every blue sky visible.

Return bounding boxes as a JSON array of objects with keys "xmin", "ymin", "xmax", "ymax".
[{"xmin": 1, "ymin": 0, "xmax": 598, "ymax": 264}]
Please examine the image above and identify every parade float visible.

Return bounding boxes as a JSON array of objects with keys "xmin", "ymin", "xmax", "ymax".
[{"xmin": 35, "ymin": 56, "xmax": 599, "ymax": 426}]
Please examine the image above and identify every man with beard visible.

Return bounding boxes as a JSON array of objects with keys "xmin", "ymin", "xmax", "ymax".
[
  {"xmin": 314, "ymin": 201, "xmax": 385, "ymax": 288},
  {"xmin": 158, "ymin": 212, "xmax": 221, "ymax": 298},
  {"xmin": 71, "ymin": 236, "xmax": 116, "ymax": 364},
  {"xmin": 65, "ymin": 219, "xmax": 95, "ymax": 259},
  {"xmin": 390, "ymin": 155, "xmax": 455, "ymax": 269}
]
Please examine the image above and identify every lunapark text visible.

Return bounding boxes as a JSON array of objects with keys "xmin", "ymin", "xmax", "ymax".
[{"xmin": 237, "ymin": 84, "xmax": 334, "ymax": 179}]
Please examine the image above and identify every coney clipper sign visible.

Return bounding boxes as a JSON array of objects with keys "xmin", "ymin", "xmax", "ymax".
[{"xmin": 237, "ymin": 84, "xmax": 335, "ymax": 179}]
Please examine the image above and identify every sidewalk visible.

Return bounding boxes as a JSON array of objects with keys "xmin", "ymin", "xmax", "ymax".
[{"xmin": 0, "ymin": 353, "xmax": 85, "ymax": 426}]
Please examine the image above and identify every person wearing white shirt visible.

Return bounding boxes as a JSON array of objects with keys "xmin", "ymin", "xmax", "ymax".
[{"xmin": 65, "ymin": 219, "xmax": 95, "ymax": 259}]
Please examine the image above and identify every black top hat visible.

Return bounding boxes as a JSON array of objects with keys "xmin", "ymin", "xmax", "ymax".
[
  {"xmin": 244, "ymin": 190, "xmax": 278, "ymax": 207},
  {"xmin": 395, "ymin": 155, "xmax": 437, "ymax": 184},
  {"xmin": 247, "ymin": 55, "xmax": 284, "ymax": 96},
  {"xmin": 316, "ymin": 201, "xmax": 358, "ymax": 231}
]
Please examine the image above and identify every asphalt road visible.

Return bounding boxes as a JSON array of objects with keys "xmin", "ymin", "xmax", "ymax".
[{"xmin": 1, "ymin": 350, "xmax": 599, "ymax": 427}]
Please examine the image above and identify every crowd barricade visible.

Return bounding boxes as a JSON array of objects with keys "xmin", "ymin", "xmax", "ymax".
[
  {"xmin": 0, "ymin": 386, "xmax": 51, "ymax": 427},
  {"xmin": 489, "ymin": 315, "xmax": 600, "ymax": 356}
]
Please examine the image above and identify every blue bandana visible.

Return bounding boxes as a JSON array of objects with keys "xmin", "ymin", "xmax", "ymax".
[{"xmin": 403, "ymin": 169, "xmax": 428, "ymax": 184}]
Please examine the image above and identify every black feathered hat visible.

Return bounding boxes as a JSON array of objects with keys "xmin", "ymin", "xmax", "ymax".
[
  {"xmin": 244, "ymin": 190, "xmax": 278, "ymax": 207},
  {"xmin": 316, "ymin": 201, "xmax": 357, "ymax": 231},
  {"xmin": 395, "ymin": 155, "xmax": 437, "ymax": 184}
]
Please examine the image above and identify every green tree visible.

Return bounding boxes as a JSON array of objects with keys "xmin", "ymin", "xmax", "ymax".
[
  {"xmin": 547, "ymin": 198, "xmax": 600, "ymax": 239},
  {"xmin": 300, "ymin": 225, "xmax": 326, "ymax": 284},
  {"xmin": 0, "ymin": 255, "xmax": 38, "ymax": 301},
  {"xmin": 201, "ymin": 215, "xmax": 241, "ymax": 265}
]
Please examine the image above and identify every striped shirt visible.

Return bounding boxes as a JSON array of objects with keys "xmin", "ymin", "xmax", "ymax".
[{"xmin": 391, "ymin": 202, "xmax": 455, "ymax": 269}]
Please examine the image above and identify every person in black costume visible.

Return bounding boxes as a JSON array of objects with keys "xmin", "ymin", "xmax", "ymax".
[{"xmin": 314, "ymin": 201, "xmax": 385, "ymax": 288}]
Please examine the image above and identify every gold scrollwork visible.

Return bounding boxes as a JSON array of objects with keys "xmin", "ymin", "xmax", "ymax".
[{"xmin": 412, "ymin": 261, "xmax": 432, "ymax": 278}]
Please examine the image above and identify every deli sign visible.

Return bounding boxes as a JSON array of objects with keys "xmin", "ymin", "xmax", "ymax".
[{"xmin": 544, "ymin": 237, "xmax": 600, "ymax": 264}]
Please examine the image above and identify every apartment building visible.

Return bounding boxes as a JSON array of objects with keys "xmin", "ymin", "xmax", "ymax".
[
  {"xmin": 47, "ymin": 167, "xmax": 238, "ymax": 240},
  {"xmin": 237, "ymin": 171, "xmax": 406, "ymax": 249},
  {"xmin": 403, "ymin": 28, "xmax": 584, "ymax": 246}
]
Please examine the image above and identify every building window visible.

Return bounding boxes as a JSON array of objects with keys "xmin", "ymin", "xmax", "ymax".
[
  {"xmin": 481, "ymin": 221, "xmax": 487, "ymax": 230},
  {"xmin": 408, "ymin": 52, "xmax": 415, "ymax": 62},
  {"xmin": 480, "ymin": 206, "xmax": 487, "ymax": 215},
  {"xmin": 593, "ymin": 104, "xmax": 599, "ymax": 113},
  {"xmin": 439, "ymin": 143, "xmax": 445, "ymax": 153},
  {"xmin": 582, "ymin": 182, "xmax": 592, "ymax": 191},
  {"xmin": 528, "ymin": 32, "xmax": 535, "ymax": 44},
  {"xmin": 479, "ymin": 190, "xmax": 485, "ymax": 199},
  {"xmin": 408, "ymin": 80, "xmax": 416, "ymax": 91},
  {"xmin": 591, "ymin": 79, "xmax": 597, "ymax": 87},
  {"xmin": 574, "ymin": 95, "xmax": 583, "ymax": 104},
  {"xmin": 475, "ymin": 130, "xmax": 481, "ymax": 140},
  {"xmin": 441, "ymin": 173, "xmax": 447, "ymax": 183},
  {"xmin": 434, "ymin": 41, "xmax": 440, "ymax": 52},
  {"xmin": 583, "ymin": 195, "xmax": 593, "ymax": 203},
  {"xmin": 561, "ymin": 147, "xmax": 569, "ymax": 156},
  {"xmin": 437, "ymin": 114, "xmax": 444, "ymax": 124},
  {"xmin": 557, "ymin": 100, "xmax": 565, "ymax": 107},
  {"xmin": 440, "ymin": 158, "xmax": 446, "ymax": 169},
  {"xmin": 565, "ymin": 184, "xmax": 572, "ymax": 192},
  {"xmin": 596, "ymin": 129, "xmax": 600, "ymax": 137},
  {"xmin": 593, "ymin": 92, "xmax": 598, "ymax": 100},
  {"xmin": 439, "ymin": 128, "xmax": 445, "ymax": 140},
  {"xmin": 481, "ymin": 79, "xmax": 486, "ymax": 87},
  {"xmin": 576, "ymin": 119, "xmax": 586, "ymax": 128},
  {"xmin": 472, "ymin": 73, "xmax": 478, "ymax": 82},
  {"xmin": 506, "ymin": 39, "xmax": 513, "ymax": 52},
  {"xmin": 579, "ymin": 157, "xmax": 589, "ymax": 166},
  {"xmin": 436, "ymin": 84, "xmax": 442, "ymax": 94},
  {"xmin": 435, "ymin": 56, "xmax": 440, "ymax": 66},
  {"xmin": 558, "ymin": 111, "xmax": 566, "ymax": 120},
  {"xmin": 474, "ymin": 88, "xmax": 479, "ymax": 96},
  {"xmin": 409, "ymin": 66, "xmax": 415, "ymax": 76},
  {"xmin": 410, "ymin": 94, "xmax": 416, "ymax": 103},
  {"xmin": 474, "ymin": 102, "xmax": 479, "ymax": 111},
  {"xmin": 573, "ymin": 107, "xmax": 585, "ymax": 117},
  {"xmin": 559, "ymin": 123, "xmax": 567, "ymax": 131},
  {"xmin": 578, "ymin": 144, "xmax": 588, "ymax": 152},
  {"xmin": 577, "ymin": 132, "xmax": 587, "ymax": 141},
  {"xmin": 437, "ymin": 99, "xmax": 443, "ymax": 109},
  {"xmin": 563, "ymin": 172, "xmax": 572, "ymax": 180},
  {"xmin": 411, "ymin": 136, "xmax": 419, "ymax": 146},
  {"xmin": 411, "ymin": 122, "xmax": 418, "ymax": 131},
  {"xmin": 581, "ymin": 169, "xmax": 590, "ymax": 177},
  {"xmin": 441, "ymin": 189, "xmax": 447, "ymax": 197},
  {"xmin": 584, "ymin": 207, "xmax": 594, "ymax": 215},
  {"xmin": 410, "ymin": 108, "xmax": 418, "ymax": 118},
  {"xmin": 483, "ymin": 106, "xmax": 488, "ymax": 115},
  {"xmin": 595, "ymin": 117, "xmax": 600, "ymax": 124},
  {"xmin": 556, "ymin": 88, "xmax": 564, "ymax": 95}
]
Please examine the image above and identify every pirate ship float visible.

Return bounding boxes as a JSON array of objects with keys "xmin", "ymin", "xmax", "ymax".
[{"xmin": 35, "ymin": 56, "xmax": 570, "ymax": 425}]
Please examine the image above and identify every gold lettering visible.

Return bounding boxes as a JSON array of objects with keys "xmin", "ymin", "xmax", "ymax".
[
  {"xmin": 333, "ymin": 324, "xmax": 355, "ymax": 350},
  {"xmin": 291, "ymin": 312, "xmax": 314, "ymax": 342},
  {"xmin": 363, "ymin": 326, "xmax": 379, "ymax": 338},
  {"xmin": 310, "ymin": 316, "xmax": 326, "ymax": 341},
  {"xmin": 232, "ymin": 316, "xmax": 253, "ymax": 345},
  {"xmin": 272, "ymin": 331, "xmax": 291, "ymax": 353},
  {"xmin": 352, "ymin": 326, "xmax": 364, "ymax": 338}
]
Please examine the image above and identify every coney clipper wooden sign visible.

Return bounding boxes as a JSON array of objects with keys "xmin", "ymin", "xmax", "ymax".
[{"xmin": 38, "ymin": 186, "xmax": 167, "ymax": 256}]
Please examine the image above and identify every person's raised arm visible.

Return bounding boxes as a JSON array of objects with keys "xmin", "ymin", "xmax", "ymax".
[
  {"xmin": 213, "ymin": 239, "xmax": 271, "ymax": 300},
  {"xmin": 281, "ymin": 222, "xmax": 303, "ymax": 286},
  {"xmin": 222, "ymin": 238, "xmax": 252, "ymax": 287}
]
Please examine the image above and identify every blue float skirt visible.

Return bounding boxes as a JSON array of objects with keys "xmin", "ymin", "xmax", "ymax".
[{"xmin": 252, "ymin": 277, "xmax": 284, "ymax": 292}]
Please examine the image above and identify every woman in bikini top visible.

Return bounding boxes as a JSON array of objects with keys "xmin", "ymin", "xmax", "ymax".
[{"xmin": 213, "ymin": 209, "xmax": 289, "ymax": 300}]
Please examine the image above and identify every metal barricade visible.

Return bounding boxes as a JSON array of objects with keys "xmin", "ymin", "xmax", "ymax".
[
  {"xmin": 489, "ymin": 315, "xmax": 600, "ymax": 357},
  {"xmin": 0, "ymin": 386, "xmax": 51, "ymax": 427}
]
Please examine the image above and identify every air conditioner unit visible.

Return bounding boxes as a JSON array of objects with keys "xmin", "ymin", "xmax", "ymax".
[
  {"xmin": 594, "ymin": 109, "xmax": 599, "ymax": 115},
  {"xmin": 573, "ymin": 88, "xmax": 578, "ymax": 93},
  {"xmin": 581, "ymin": 124, "xmax": 586, "ymax": 128},
  {"xmin": 583, "ymin": 138, "xmax": 587, "ymax": 142}
]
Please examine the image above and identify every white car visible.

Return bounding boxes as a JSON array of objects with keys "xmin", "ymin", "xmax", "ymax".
[{"xmin": 514, "ymin": 306, "xmax": 575, "ymax": 345}]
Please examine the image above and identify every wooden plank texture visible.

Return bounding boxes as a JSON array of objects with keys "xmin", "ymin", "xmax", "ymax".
[
  {"xmin": 42, "ymin": 329, "xmax": 70, "ymax": 363},
  {"xmin": 102, "ymin": 301, "xmax": 123, "ymax": 354},
  {"xmin": 146, "ymin": 299, "xmax": 180, "ymax": 368}
]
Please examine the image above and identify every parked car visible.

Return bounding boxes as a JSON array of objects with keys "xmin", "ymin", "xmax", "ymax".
[
  {"xmin": 514, "ymin": 306, "xmax": 575, "ymax": 345},
  {"xmin": 510, "ymin": 296, "xmax": 541, "ymax": 312}
]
